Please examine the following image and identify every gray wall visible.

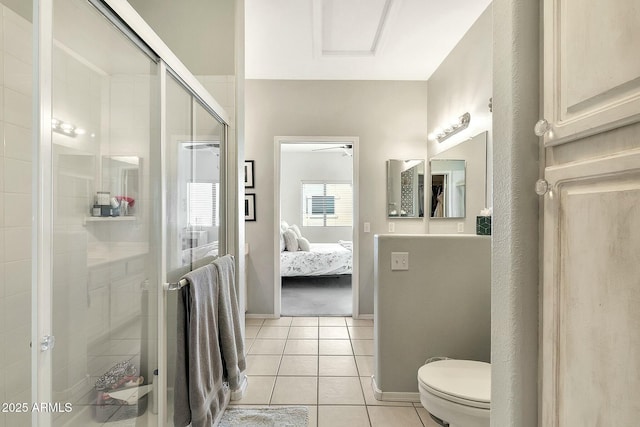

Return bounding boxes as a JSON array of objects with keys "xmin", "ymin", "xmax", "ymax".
[
  {"xmin": 245, "ymin": 80, "xmax": 428, "ymax": 315},
  {"xmin": 127, "ymin": 0, "xmax": 236, "ymax": 75},
  {"xmin": 374, "ymin": 234, "xmax": 491, "ymax": 394},
  {"xmin": 281, "ymin": 151, "xmax": 352, "ymax": 243},
  {"xmin": 426, "ymin": 4, "xmax": 493, "ymax": 222}
]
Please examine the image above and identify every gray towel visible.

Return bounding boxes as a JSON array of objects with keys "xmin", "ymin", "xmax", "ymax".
[
  {"xmin": 174, "ymin": 264, "xmax": 229, "ymax": 427},
  {"xmin": 213, "ymin": 254, "xmax": 247, "ymax": 392}
]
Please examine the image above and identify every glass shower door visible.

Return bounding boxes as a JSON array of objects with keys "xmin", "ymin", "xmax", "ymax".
[
  {"xmin": 162, "ymin": 72, "xmax": 226, "ymax": 426},
  {"xmin": 49, "ymin": 0, "xmax": 160, "ymax": 425}
]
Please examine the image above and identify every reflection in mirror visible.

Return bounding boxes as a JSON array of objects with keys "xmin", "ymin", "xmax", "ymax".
[
  {"xmin": 430, "ymin": 159, "xmax": 465, "ymax": 218},
  {"xmin": 101, "ymin": 156, "xmax": 140, "ymax": 216},
  {"xmin": 387, "ymin": 159, "xmax": 425, "ymax": 218}
]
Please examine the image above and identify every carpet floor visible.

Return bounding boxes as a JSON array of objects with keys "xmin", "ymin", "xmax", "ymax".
[{"xmin": 281, "ymin": 275, "xmax": 352, "ymax": 316}]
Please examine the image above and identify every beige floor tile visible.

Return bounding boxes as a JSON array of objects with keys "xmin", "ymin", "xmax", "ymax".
[
  {"xmin": 271, "ymin": 376, "xmax": 318, "ymax": 405},
  {"xmin": 245, "ymin": 318, "xmax": 265, "ymax": 326},
  {"xmin": 351, "ymin": 339, "xmax": 374, "ymax": 356},
  {"xmin": 284, "ymin": 339, "xmax": 319, "ymax": 355},
  {"xmin": 346, "ymin": 317, "xmax": 374, "ymax": 326},
  {"xmin": 278, "ymin": 355, "xmax": 318, "ymax": 376},
  {"xmin": 245, "ymin": 325, "xmax": 260, "ymax": 339},
  {"xmin": 319, "ymin": 326, "xmax": 350, "ymax": 339},
  {"xmin": 355, "ymin": 355, "xmax": 374, "ymax": 377},
  {"xmin": 291, "ymin": 317, "xmax": 319, "ymax": 327},
  {"xmin": 248, "ymin": 339, "xmax": 286, "ymax": 355},
  {"xmin": 263, "ymin": 317, "xmax": 293, "ymax": 327},
  {"xmin": 234, "ymin": 376, "xmax": 275, "ymax": 404},
  {"xmin": 348, "ymin": 326, "xmax": 374, "ymax": 340},
  {"xmin": 245, "ymin": 355, "xmax": 282, "ymax": 376},
  {"xmin": 318, "ymin": 377, "xmax": 365, "ymax": 405},
  {"xmin": 415, "ymin": 406, "xmax": 441, "ymax": 427},
  {"xmin": 367, "ymin": 406, "xmax": 424, "ymax": 427},
  {"xmin": 288, "ymin": 326, "xmax": 319, "ymax": 339},
  {"xmin": 319, "ymin": 355, "xmax": 358, "ymax": 376},
  {"xmin": 319, "ymin": 339, "xmax": 353, "ymax": 355},
  {"xmin": 319, "ymin": 316, "xmax": 346, "ymax": 326},
  {"xmin": 257, "ymin": 326, "xmax": 290, "ymax": 339},
  {"xmin": 318, "ymin": 405, "xmax": 370, "ymax": 427},
  {"xmin": 360, "ymin": 377, "xmax": 412, "ymax": 407}
]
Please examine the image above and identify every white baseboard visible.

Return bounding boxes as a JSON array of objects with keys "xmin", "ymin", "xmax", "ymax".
[
  {"xmin": 371, "ymin": 376, "xmax": 420, "ymax": 403},
  {"xmin": 355, "ymin": 313, "xmax": 373, "ymax": 320},
  {"xmin": 245, "ymin": 313, "xmax": 278, "ymax": 319},
  {"xmin": 230, "ymin": 375, "xmax": 248, "ymax": 401}
]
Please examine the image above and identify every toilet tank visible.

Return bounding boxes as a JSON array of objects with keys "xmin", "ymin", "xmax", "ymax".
[{"xmin": 373, "ymin": 234, "xmax": 491, "ymax": 399}]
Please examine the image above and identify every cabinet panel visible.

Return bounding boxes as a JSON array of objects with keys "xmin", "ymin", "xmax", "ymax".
[{"xmin": 543, "ymin": 0, "xmax": 640, "ymax": 145}]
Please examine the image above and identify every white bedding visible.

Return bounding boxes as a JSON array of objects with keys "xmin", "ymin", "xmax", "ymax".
[{"xmin": 280, "ymin": 242, "xmax": 352, "ymax": 277}]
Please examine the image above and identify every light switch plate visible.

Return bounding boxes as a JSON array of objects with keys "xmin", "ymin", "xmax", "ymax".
[
  {"xmin": 388, "ymin": 222, "xmax": 395, "ymax": 232},
  {"xmin": 391, "ymin": 252, "xmax": 409, "ymax": 270},
  {"xmin": 457, "ymin": 222, "xmax": 464, "ymax": 233},
  {"xmin": 364, "ymin": 222, "xmax": 370, "ymax": 233}
]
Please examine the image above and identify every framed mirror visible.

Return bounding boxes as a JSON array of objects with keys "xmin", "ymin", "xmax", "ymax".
[
  {"xmin": 430, "ymin": 159, "xmax": 466, "ymax": 218},
  {"xmin": 101, "ymin": 156, "xmax": 140, "ymax": 216},
  {"xmin": 386, "ymin": 159, "xmax": 425, "ymax": 218}
]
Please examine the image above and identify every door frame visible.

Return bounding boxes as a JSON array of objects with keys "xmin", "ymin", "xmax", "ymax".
[{"xmin": 273, "ymin": 136, "xmax": 360, "ymax": 318}]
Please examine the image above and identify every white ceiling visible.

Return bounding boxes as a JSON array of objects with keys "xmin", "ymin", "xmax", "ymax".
[{"xmin": 245, "ymin": 0, "xmax": 492, "ymax": 80}]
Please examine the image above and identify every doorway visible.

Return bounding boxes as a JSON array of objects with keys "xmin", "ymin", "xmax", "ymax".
[{"xmin": 274, "ymin": 137, "xmax": 359, "ymax": 317}]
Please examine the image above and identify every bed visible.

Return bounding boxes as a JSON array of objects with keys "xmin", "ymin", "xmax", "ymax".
[{"xmin": 280, "ymin": 241, "xmax": 352, "ymax": 277}]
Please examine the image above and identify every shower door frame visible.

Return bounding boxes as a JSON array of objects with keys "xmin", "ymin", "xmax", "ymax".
[{"xmin": 32, "ymin": 0, "xmax": 236, "ymax": 425}]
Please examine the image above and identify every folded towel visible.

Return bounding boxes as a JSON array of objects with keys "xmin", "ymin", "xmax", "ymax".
[
  {"xmin": 213, "ymin": 254, "xmax": 247, "ymax": 393},
  {"xmin": 174, "ymin": 264, "xmax": 229, "ymax": 427}
]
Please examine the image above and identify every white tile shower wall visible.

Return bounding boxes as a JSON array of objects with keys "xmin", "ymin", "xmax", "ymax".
[{"xmin": 0, "ymin": 6, "xmax": 32, "ymax": 423}]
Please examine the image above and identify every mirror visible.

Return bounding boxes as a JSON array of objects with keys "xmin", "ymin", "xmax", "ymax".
[
  {"xmin": 386, "ymin": 159, "xmax": 425, "ymax": 218},
  {"xmin": 101, "ymin": 156, "xmax": 140, "ymax": 216},
  {"xmin": 430, "ymin": 159, "xmax": 466, "ymax": 218}
]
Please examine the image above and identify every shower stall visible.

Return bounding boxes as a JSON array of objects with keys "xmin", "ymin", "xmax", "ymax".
[{"xmin": 0, "ymin": 0, "xmax": 238, "ymax": 425}]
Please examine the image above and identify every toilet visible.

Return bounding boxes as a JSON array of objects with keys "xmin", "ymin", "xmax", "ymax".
[{"xmin": 417, "ymin": 359, "xmax": 491, "ymax": 427}]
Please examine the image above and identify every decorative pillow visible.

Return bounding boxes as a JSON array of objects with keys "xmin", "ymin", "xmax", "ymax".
[
  {"xmin": 280, "ymin": 233, "xmax": 286, "ymax": 252},
  {"xmin": 283, "ymin": 229, "xmax": 299, "ymax": 252},
  {"xmin": 298, "ymin": 237, "xmax": 311, "ymax": 251},
  {"xmin": 280, "ymin": 220, "xmax": 290, "ymax": 233},
  {"xmin": 289, "ymin": 224, "xmax": 302, "ymax": 239}
]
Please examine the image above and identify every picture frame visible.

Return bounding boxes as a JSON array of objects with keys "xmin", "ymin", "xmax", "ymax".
[
  {"xmin": 244, "ymin": 160, "xmax": 255, "ymax": 188},
  {"xmin": 245, "ymin": 194, "xmax": 256, "ymax": 221}
]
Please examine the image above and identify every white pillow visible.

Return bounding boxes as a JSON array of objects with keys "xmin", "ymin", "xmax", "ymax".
[
  {"xmin": 283, "ymin": 229, "xmax": 299, "ymax": 251},
  {"xmin": 280, "ymin": 233, "xmax": 286, "ymax": 252},
  {"xmin": 289, "ymin": 224, "xmax": 302, "ymax": 239},
  {"xmin": 298, "ymin": 237, "xmax": 311, "ymax": 251},
  {"xmin": 280, "ymin": 220, "xmax": 290, "ymax": 233}
]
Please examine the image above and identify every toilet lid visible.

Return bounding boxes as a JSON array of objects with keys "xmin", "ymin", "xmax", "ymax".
[{"xmin": 418, "ymin": 360, "xmax": 491, "ymax": 408}]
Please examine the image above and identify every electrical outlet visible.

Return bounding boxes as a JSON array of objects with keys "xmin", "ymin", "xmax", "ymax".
[
  {"xmin": 364, "ymin": 222, "xmax": 371, "ymax": 233},
  {"xmin": 388, "ymin": 222, "xmax": 395, "ymax": 232},
  {"xmin": 457, "ymin": 222, "xmax": 464, "ymax": 233},
  {"xmin": 391, "ymin": 252, "xmax": 409, "ymax": 270}
]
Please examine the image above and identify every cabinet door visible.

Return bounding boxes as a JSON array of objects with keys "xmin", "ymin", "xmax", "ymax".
[
  {"xmin": 542, "ymin": 0, "xmax": 640, "ymax": 146},
  {"xmin": 541, "ymin": 0, "xmax": 640, "ymax": 425}
]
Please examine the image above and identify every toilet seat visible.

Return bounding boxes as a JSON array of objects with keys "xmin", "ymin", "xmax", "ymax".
[{"xmin": 418, "ymin": 360, "xmax": 490, "ymax": 410}]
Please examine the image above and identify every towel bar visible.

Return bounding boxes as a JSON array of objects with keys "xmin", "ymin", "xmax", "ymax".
[{"xmin": 164, "ymin": 254, "xmax": 235, "ymax": 291}]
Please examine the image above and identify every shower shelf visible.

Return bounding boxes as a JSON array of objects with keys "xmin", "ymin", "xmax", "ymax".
[{"xmin": 84, "ymin": 216, "xmax": 137, "ymax": 225}]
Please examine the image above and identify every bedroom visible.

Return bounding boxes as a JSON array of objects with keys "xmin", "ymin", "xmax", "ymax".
[{"xmin": 278, "ymin": 141, "xmax": 355, "ymax": 316}]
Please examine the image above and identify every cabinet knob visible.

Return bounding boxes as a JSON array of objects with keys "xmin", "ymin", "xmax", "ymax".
[
  {"xmin": 535, "ymin": 179, "xmax": 550, "ymax": 195},
  {"xmin": 534, "ymin": 119, "xmax": 551, "ymax": 137}
]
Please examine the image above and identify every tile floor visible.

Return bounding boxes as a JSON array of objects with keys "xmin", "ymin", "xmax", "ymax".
[{"xmin": 231, "ymin": 316, "xmax": 440, "ymax": 427}]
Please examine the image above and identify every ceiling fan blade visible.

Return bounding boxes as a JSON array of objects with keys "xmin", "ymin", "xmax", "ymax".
[{"xmin": 311, "ymin": 144, "xmax": 352, "ymax": 152}]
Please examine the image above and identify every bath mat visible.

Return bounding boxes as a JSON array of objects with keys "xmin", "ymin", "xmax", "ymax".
[{"xmin": 219, "ymin": 406, "xmax": 308, "ymax": 427}]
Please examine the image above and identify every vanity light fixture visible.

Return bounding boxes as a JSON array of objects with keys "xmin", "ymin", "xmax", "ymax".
[
  {"xmin": 51, "ymin": 118, "xmax": 87, "ymax": 137},
  {"xmin": 428, "ymin": 112, "xmax": 471, "ymax": 143}
]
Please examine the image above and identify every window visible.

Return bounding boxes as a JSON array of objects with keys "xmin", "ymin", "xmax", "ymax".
[
  {"xmin": 187, "ymin": 182, "xmax": 219, "ymax": 227},
  {"xmin": 302, "ymin": 181, "xmax": 352, "ymax": 226}
]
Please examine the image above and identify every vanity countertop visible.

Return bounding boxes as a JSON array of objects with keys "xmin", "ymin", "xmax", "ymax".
[{"xmin": 87, "ymin": 243, "xmax": 149, "ymax": 268}]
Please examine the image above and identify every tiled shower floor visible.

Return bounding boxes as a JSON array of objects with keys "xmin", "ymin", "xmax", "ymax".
[{"xmin": 233, "ymin": 316, "xmax": 440, "ymax": 427}]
